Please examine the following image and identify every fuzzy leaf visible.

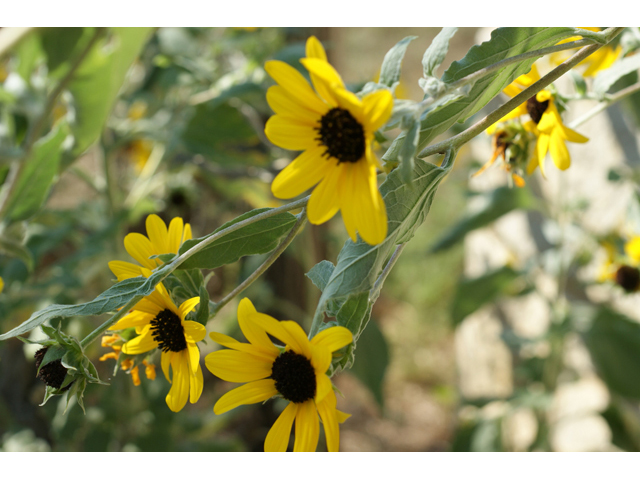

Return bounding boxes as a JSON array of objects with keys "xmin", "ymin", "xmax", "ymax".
[
  {"xmin": 399, "ymin": 117, "xmax": 420, "ymax": 183},
  {"xmin": 422, "ymin": 27, "xmax": 458, "ymax": 78},
  {"xmin": 379, "ymin": 36, "xmax": 417, "ymax": 88},
  {"xmin": 177, "ymin": 208, "xmax": 297, "ymax": 270},
  {"xmin": 593, "ymin": 53, "xmax": 640, "ymax": 98},
  {"xmin": 306, "ymin": 260, "xmax": 335, "ymax": 293}
]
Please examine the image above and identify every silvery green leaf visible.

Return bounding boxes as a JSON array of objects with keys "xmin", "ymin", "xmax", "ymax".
[
  {"xmin": 422, "ymin": 27, "xmax": 458, "ymax": 78},
  {"xmin": 305, "ymin": 260, "xmax": 335, "ymax": 292},
  {"xmin": 379, "ymin": 36, "xmax": 417, "ymax": 87},
  {"xmin": 594, "ymin": 53, "xmax": 640, "ymax": 98},
  {"xmin": 384, "ymin": 99, "xmax": 420, "ymax": 131},
  {"xmin": 418, "ymin": 76, "xmax": 446, "ymax": 97},
  {"xmin": 399, "ymin": 118, "xmax": 420, "ymax": 183}
]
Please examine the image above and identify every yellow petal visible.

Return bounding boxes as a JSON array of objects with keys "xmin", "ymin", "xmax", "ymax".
[
  {"xmin": 266, "ymin": 85, "xmax": 322, "ymax": 126},
  {"xmin": 108, "ymin": 260, "xmax": 143, "ymax": 281},
  {"xmin": 186, "ymin": 342, "xmax": 200, "ymax": 375},
  {"xmin": 213, "ymin": 378, "xmax": 278, "ymax": 415},
  {"xmin": 124, "ymin": 233, "xmax": 157, "ymax": 270},
  {"xmin": 110, "ymin": 310, "xmax": 152, "ymax": 330},
  {"xmin": 166, "ymin": 351, "xmax": 190, "ymax": 412},
  {"xmin": 300, "ymin": 58, "xmax": 345, "ymax": 107},
  {"xmin": 271, "ymin": 146, "xmax": 333, "ymax": 199},
  {"xmin": 179, "ymin": 297, "xmax": 201, "ymax": 319},
  {"xmin": 205, "ymin": 350, "xmax": 273, "ymax": 383},
  {"xmin": 549, "ymin": 131, "xmax": 571, "ymax": 170},
  {"xmin": 305, "ymin": 36, "xmax": 327, "ymax": 62},
  {"xmin": 314, "ymin": 372, "xmax": 332, "ymax": 403},
  {"xmin": 161, "ymin": 351, "xmax": 172, "ymax": 383},
  {"xmin": 145, "ymin": 214, "xmax": 170, "ymax": 255},
  {"xmin": 237, "ymin": 298, "xmax": 281, "ymax": 356},
  {"xmin": 361, "ymin": 89, "xmax": 393, "ymax": 132},
  {"xmin": 333, "ymin": 88, "xmax": 365, "ymax": 125},
  {"xmin": 264, "ymin": 116, "xmax": 319, "ymax": 151},
  {"xmin": 561, "ymin": 125, "xmax": 589, "ymax": 144},
  {"xmin": 338, "ymin": 162, "xmax": 359, "ymax": 241},
  {"xmin": 537, "ymin": 106, "xmax": 561, "ymax": 134},
  {"xmin": 311, "ymin": 325, "xmax": 353, "ymax": 352},
  {"xmin": 293, "ymin": 400, "xmax": 320, "ymax": 452},
  {"xmin": 264, "ymin": 60, "xmax": 327, "ymax": 114},
  {"xmin": 307, "ymin": 163, "xmax": 342, "ymax": 224},
  {"xmin": 536, "ymin": 134, "xmax": 550, "ymax": 178},
  {"xmin": 625, "ymin": 237, "xmax": 640, "ymax": 263},
  {"xmin": 183, "ymin": 223, "xmax": 192, "ymax": 242},
  {"xmin": 183, "ymin": 320, "xmax": 206, "ymax": 343},
  {"xmin": 189, "ymin": 363, "xmax": 204, "ymax": 404},
  {"xmin": 167, "ymin": 217, "xmax": 185, "ymax": 253},
  {"xmin": 265, "ymin": 402, "xmax": 298, "ymax": 452},
  {"xmin": 353, "ymin": 159, "xmax": 387, "ymax": 245},
  {"xmin": 248, "ymin": 314, "xmax": 312, "ymax": 358},
  {"xmin": 316, "ymin": 391, "xmax": 340, "ymax": 452},
  {"xmin": 122, "ymin": 327, "xmax": 157, "ymax": 355},
  {"xmin": 209, "ymin": 331, "xmax": 278, "ymax": 362}
]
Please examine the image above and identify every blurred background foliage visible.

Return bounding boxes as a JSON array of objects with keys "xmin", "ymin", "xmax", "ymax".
[{"xmin": 1, "ymin": 27, "xmax": 640, "ymax": 452}]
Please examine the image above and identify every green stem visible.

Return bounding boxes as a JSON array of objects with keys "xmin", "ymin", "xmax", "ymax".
[
  {"xmin": 370, "ymin": 243, "xmax": 406, "ymax": 301},
  {"xmin": 78, "ymin": 195, "xmax": 310, "ymax": 347},
  {"xmin": 210, "ymin": 210, "xmax": 308, "ymax": 318},
  {"xmin": 569, "ymin": 82, "xmax": 640, "ymax": 129},
  {"xmin": 418, "ymin": 38, "xmax": 617, "ymax": 159}
]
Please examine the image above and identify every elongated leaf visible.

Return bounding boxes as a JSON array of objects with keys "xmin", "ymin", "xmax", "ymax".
[
  {"xmin": 379, "ymin": 36, "xmax": 417, "ymax": 87},
  {"xmin": 429, "ymin": 186, "xmax": 537, "ymax": 253},
  {"xmin": 384, "ymin": 27, "xmax": 578, "ymax": 163},
  {"xmin": 177, "ymin": 208, "xmax": 297, "ymax": 270},
  {"xmin": 315, "ymin": 151, "xmax": 454, "ymax": 358},
  {"xmin": 399, "ymin": 118, "xmax": 420, "ymax": 183},
  {"xmin": 584, "ymin": 307, "xmax": 640, "ymax": 399},
  {"xmin": 2, "ymin": 124, "xmax": 67, "ymax": 223},
  {"xmin": 68, "ymin": 27, "xmax": 152, "ymax": 159},
  {"xmin": 451, "ymin": 266, "xmax": 521, "ymax": 325},
  {"xmin": 422, "ymin": 27, "xmax": 458, "ymax": 78},
  {"xmin": 349, "ymin": 318, "xmax": 389, "ymax": 408},
  {"xmin": 305, "ymin": 260, "xmax": 335, "ymax": 292},
  {"xmin": 594, "ymin": 53, "xmax": 640, "ymax": 98}
]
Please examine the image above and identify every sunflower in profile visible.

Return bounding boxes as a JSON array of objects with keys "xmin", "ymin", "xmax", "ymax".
[
  {"xmin": 488, "ymin": 65, "xmax": 588, "ymax": 177},
  {"xmin": 205, "ymin": 298, "xmax": 353, "ymax": 452},
  {"xmin": 109, "ymin": 275, "xmax": 204, "ymax": 412},
  {"xmin": 265, "ymin": 36, "xmax": 393, "ymax": 245},
  {"xmin": 109, "ymin": 214, "xmax": 192, "ymax": 281}
]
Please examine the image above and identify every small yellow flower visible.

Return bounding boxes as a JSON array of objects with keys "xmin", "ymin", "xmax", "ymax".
[
  {"xmin": 109, "ymin": 277, "xmax": 204, "ymax": 412},
  {"xmin": 489, "ymin": 65, "xmax": 588, "ymax": 177},
  {"xmin": 265, "ymin": 36, "xmax": 393, "ymax": 245},
  {"xmin": 109, "ymin": 214, "xmax": 192, "ymax": 281},
  {"xmin": 205, "ymin": 298, "xmax": 353, "ymax": 452},
  {"xmin": 550, "ymin": 28, "xmax": 622, "ymax": 78},
  {"xmin": 124, "ymin": 139, "xmax": 154, "ymax": 173},
  {"xmin": 0, "ymin": 276, "xmax": 4, "ymax": 294}
]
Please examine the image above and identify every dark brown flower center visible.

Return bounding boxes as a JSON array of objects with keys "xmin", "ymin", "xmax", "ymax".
[
  {"xmin": 270, "ymin": 350, "xmax": 316, "ymax": 403},
  {"xmin": 615, "ymin": 265, "xmax": 640, "ymax": 293},
  {"xmin": 526, "ymin": 96, "xmax": 549, "ymax": 124},
  {"xmin": 316, "ymin": 107, "xmax": 365, "ymax": 164},
  {"xmin": 34, "ymin": 347, "xmax": 72, "ymax": 390},
  {"xmin": 151, "ymin": 309, "xmax": 187, "ymax": 352}
]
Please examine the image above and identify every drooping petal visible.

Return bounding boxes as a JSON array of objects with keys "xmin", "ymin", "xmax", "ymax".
[
  {"xmin": 338, "ymin": 162, "xmax": 359, "ymax": 241},
  {"xmin": 205, "ymin": 350, "xmax": 273, "ymax": 383},
  {"xmin": 161, "ymin": 351, "xmax": 172, "ymax": 383},
  {"xmin": 265, "ymin": 402, "xmax": 298, "ymax": 452},
  {"xmin": 271, "ymin": 146, "xmax": 334, "ymax": 199},
  {"xmin": 353, "ymin": 159, "xmax": 387, "ymax": 245},
  {"xmin": 264, "ymin": 60, "xmax": 327, "ymax": 114},
  {"xmin": 213, "ymin": 378, "xmax": 278, "ymax": 415},
  {"xmin": 108, "ymin": 260, "xmax": 143, "ymax": 281},
  {"xmin": 124, "ymin": 233, "xmax": 157, "ymax": 270},
  {"xmin": 307, "ymin": 163, "xmax": 342, "ymax": 225},
  {"xmin": 237, "ymin": 298, "xmax": 281, "ymax": 356},
  {"xmin": 361, "ymin": 89, "xmax": 393, "ymax": 132},
  {"xmin": 293, "ymin": 400, "xmax": 320, "ymax": 452},
  {"xmin": 311, "ymin": 325, "xmax": 354, "ymax": 352},
  {"xmin": 122, "ymin": 326, "xmax": 158, "ymax": 355},
  {"xmin": 145, "ymin": 214, "xmax": 170, "ymax": 255},
  {"xmin": 166, "ymin": 351, "xmax": 190, "ymax": 412},
  {"xmin": 167, "ymin": 217, "xmax": 185, "ymax": 253},
  {"xmin": 316, "ymin": 391, "xmax": 341, "ymax": 452},
  {"xmin": 183, "ymin": 320, "xmax": 206, "ymax": 344},
  {"xmin": 209, "ymin": 331, "xmax": 278, "ymax": 361},
  {"xmin": 189, "ymin": 363, "xmax": 204, "ymax": 404},
  {"xmin": 179, "ymin": 297, "xmax": 201, "ymax": 319},
  {"xmin": 186, "ymin": 342, "xmax": 201, "ymax": 375},
  {"xmin": 314, "ymin": 372, "xmax": 332, "ymax": 404},
  {"xmin": 536, "ymin": 133, "xmax": 550, "ymax": 178},
  {"xmin": 549, "ymin": 130, "xmax": 571, "ymax": 170},
  {"xmin": 265, "ymin": 116, "xmax": 320, "ymax": 151},
  {"xmin": 266, "ymin": 86, "xmax": 322, "ymax": 126}
]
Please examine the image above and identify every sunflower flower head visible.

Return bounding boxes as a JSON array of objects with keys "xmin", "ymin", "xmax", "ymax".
[
  {"xmin": 109, "ymin": 277, "xmax": 204, "ymax": 412},
  {"xmin": 109, "ymin": 214, "xmax": 192, "ymax": 282},
  {"xmin": 488, "ymin": 65, "xmax": 588, "ymax": 178},
  {"xmin": 205, "ymin": 298, "xmax": 353, "ymax": 452},
  {"xmin": 265, "ymin": 36, "xmax": 393, "ymax": 245}
]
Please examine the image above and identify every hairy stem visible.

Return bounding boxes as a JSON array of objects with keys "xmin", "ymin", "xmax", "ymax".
[
  {"xmin": 570, "ymin": 82, "xmax": 640, "ymax": 129},
  {"xmin": 210, "ymin": 210, "xmax": 308, "ymax": 318}
]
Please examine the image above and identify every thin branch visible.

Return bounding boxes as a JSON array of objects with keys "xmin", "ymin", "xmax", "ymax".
[
  {"xmin": 370, "ymin": 243, "xmax": 406, "ymax": 300},
  {"xmin": 569, "ymin": 82, "xmax": 640, "ymax": 129},
  {"xmin": 210, "ymin": 210, "xmax": 308, "ymax": 318}
]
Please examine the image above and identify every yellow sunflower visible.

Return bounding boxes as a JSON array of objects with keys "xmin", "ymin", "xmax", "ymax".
[
  {"xmin": 109, "ymin": 214, "xmax": 192, "ymax": 281},
  {"xmin": 109, "ymin": 275, "xmax": 204, "ymax": 412},
  {"xmin": 550, "ymin": 28, "xmax": 622, "ymax": 77},
  {"xmin": 205, "ymin": 298, "xmax": 353, "ymax": 452},
  {"xmin": 488, "ymin": 65, "xmax": 588, "ymax": 176},
  {"xmin": 265, "ymin": 36, "xmax": 393, "ymax": 245}
]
